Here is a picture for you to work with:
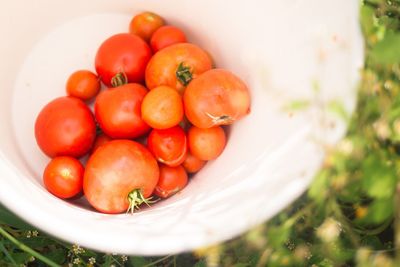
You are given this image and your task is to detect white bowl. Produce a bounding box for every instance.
[0,0,363,255]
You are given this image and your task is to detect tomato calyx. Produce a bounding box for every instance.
[126,188,155,213]
[205,112,234,125]
[176,62,193,86]
[111,72,128,87]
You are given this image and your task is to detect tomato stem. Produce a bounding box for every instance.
[111,72,128,87]
[126,189,154,214]
[176,62,193,86]
[205,112,234,125]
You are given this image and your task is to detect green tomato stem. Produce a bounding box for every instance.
[127,189,155,214]
[111,72,128,87]
[176,62,193,86]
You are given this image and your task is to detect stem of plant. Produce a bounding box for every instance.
[0,226,60,267]
[394,183,400,265]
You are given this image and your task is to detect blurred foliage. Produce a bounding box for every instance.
[1,0,400,266]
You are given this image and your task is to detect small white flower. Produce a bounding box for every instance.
[32,230,39,237]
[337,139,353,155]
[88,257,96,264]
[121,255,128,262]
[26,231,32,238]
[73,258,80,265]
[316,217,341,242]
[373,119,390,140]
[29,256,35,262]
[72,244,85,254]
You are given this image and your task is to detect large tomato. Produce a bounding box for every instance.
[95,33,152,87]
[145,43,213,94]
[35,96,96,158]
[84,140,159,214]
[95,83,150,139]
[183,69,251,128]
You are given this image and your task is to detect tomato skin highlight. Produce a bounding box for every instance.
[43,156,84,199]
[182,152,206,173]
[154,165,188,198]
[150,25,187,52]
[188,126,226,161]
[129,12,165,42]
[35,96,96,158]
[141,85,184,129]
[95,83,150,139]
[145,43,213,93]
[84,140,159,214]
[66,70,100,101]
[147,126,187,167]
[95,33,152,86]
[183,69,251,128]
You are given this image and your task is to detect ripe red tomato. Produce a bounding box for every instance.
[129,12,165,42]
[84,140,159,214]
[147,126,187,167]
[90,133,112,154]
[184,69,251,128]
[66,70,100,101]
[95,33,152,87]
[141,85,184,129]
[95,83,150,139]
[35,97,96,158]
[188,126,226,161]
[154,165,188,198]
[145,43,213,94]
[150,25,187,52]
[182,152,206,173]
[43,156,84,199]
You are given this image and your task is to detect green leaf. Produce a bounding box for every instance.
[43,249,66,265]
[367,198,394,224]
[361,155,396,199]
[193,259,207,267]
[0,242,16,265]
[0,204,33,230]
[370,30,400,64]
[9,252,31,265]
[361,235,383,250]
[129,256,148,267]
[360,4,376,36]
[308,170,330,202]
[266,225,291,247]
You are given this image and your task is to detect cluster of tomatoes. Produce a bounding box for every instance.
[34,12,251,214]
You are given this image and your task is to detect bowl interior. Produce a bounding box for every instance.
[0,0,363,255]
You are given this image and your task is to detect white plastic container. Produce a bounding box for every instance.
[0,0,363,255]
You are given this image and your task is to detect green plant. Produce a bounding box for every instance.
[1,1,400,266]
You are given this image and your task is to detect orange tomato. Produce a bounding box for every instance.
[66,70,100,101]
[154,165,188,198]
[145,43,213,94]
[129,12,164,42]
[150,25,187,52]
[141,85,184,129]
[188,126,226,161]
[182,152,206,173]
[184,69,251,129]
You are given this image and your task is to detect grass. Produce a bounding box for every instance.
[1,0,400,266]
